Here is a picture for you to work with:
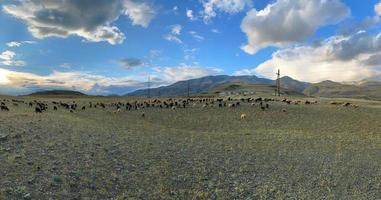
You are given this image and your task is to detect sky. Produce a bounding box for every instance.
[1,0,381,95]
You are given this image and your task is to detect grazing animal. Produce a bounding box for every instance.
[82,106,86,110]
[113,108,121,114]
[35,107,42,113]
[0,105,9,111]
[53,106,58,110]
[141,112,145,118]
[240,114,247,119]
[282,109,287,113]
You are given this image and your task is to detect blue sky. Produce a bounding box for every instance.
[1,0,381,95]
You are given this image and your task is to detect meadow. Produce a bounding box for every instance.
[1,96,381,199]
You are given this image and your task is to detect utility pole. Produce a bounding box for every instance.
[276,69,281,96]
[147,74,151,98]
[187,80,190,98]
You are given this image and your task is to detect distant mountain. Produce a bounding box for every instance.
[28,90,86,96]
[208,82,304,96]
[127,75,274,97]
[303,80,381,100]
[126,74,381,100]
[277,76,311,93]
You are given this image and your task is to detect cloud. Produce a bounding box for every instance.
[211,28,220,33]
[59,63,72,69]
[246,31,381,83]
[171,24,182,35]
[376,1,381,16]
[0,50,26,66]
[189,31,204,41]
[241,0,350,54]
[186,9,197,21]
[117,58,144,69]
[0,68,165,95]
[164,24,183,44]
[161,65,223,82]
[201,0,252,22]
[184,48,199,61]
[0,64,223,95]
[2,0,156,45]
[6,41,36,48]
[122,0,156,28]
[338,16,380,36]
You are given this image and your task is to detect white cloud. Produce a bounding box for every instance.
[59,63,72,69]
[161,65,223,82]
[189,31,204,41]
[6,41,35,48]
[247,31,381,83]
[171,24,182,35]
[375,1,381,16]
[0,50,15,60]
[164,24,183,44]
[201,0,252,22]
[184,48,199,60]
[164,35,183,44]
[2,0,156,45]
[122,0,156,28]
[211,28,220,33]
[241,0,350,54]
[186,9,197,21]
[0,50,26,66]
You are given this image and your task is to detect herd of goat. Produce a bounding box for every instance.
[0,97,357,115]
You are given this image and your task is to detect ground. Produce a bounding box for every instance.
[0,96,381,199]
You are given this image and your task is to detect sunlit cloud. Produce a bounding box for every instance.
[2,0,156,45]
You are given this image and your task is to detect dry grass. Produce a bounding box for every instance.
[0,96,381,199]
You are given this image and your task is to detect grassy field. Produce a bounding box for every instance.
[1,96,381,199]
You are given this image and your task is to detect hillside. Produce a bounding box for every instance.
[127,75,308,97]
[28,90,86,96]
[208,83,304,96]
[126,74,381,100]
[127,75,273,97]
[303,80,381,100]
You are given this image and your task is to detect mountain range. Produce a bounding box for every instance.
[127,75,381,100]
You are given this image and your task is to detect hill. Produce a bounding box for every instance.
[127,75,308,97]
[28,90,86,96]
[303,80,381,100]
[277,76,310,92]
[208,82,304,96]
[126,74,381,100]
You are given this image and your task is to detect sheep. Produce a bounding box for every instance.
[113,108,121,114]
[240,114,247,120]
[0,105,9,111]
[35,107,42,113]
